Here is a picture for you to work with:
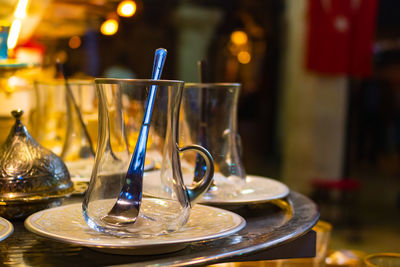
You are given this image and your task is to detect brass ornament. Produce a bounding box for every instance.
[0,110,73,219]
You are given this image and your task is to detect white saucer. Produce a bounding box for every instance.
[25,202,245,255]
[0,217,13,242]
[144,171,290,205]
[201,175,290,205]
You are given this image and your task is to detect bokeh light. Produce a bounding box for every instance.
[56,50,68,64]
[68,36,81,49]
[230,31,248,46]
[7,20,22,49]
[7,0,29,50]
[101,19,119,36]
[117,0,137,17]
[14,0,29,19]
[237,51,251,64]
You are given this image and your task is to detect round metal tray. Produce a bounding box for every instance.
[0,191,319,266]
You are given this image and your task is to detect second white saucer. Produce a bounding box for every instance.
[201,175,290,205]
[144,171,289,205]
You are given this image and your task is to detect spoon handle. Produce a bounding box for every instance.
[143,48,167,125]
[127,48,167,175]
[126,48,167,175]
[103,48,167,224]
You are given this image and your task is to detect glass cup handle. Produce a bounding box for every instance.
[178,144,214,203]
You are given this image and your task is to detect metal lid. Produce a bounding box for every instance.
[0,110,73,202]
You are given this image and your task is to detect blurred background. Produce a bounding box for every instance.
[0,0,399,261]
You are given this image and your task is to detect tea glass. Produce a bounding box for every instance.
[32,79,97,180]
[179,83,246,199]
[83,79,214,237]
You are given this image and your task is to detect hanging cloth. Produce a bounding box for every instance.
[306,0,378,77]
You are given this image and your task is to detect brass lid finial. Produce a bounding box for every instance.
[11,109,24,120]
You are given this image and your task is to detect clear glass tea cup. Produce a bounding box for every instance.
[32,79,97,182]
[83,79,214,237]
[178,83,246,199]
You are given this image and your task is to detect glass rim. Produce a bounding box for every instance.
[95,78,184,86]
[35,78,94,86]
[184,82,241,88]
[364,252,400,266]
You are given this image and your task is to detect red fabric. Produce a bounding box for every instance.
[306,0,378,77]
[16,39,46,54]
[311,179,361,191]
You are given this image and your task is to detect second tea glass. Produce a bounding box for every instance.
[179,83,246,199]
[83,79,214,237]
[32,79,97,181]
